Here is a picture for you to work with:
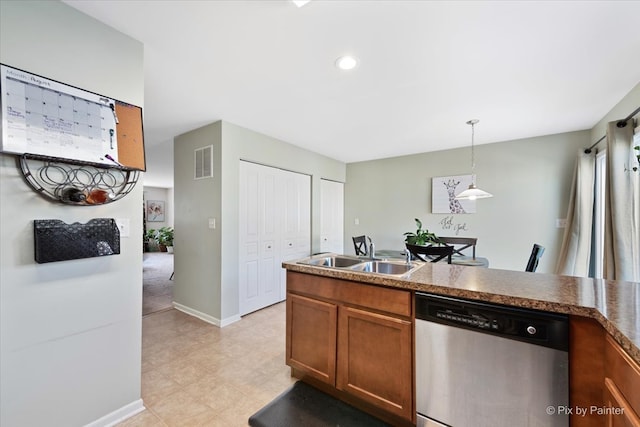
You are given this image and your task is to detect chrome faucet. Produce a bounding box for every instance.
[367,236,375,259]
[406,249,412,265]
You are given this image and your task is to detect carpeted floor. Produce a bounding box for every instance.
[142,252,174,316]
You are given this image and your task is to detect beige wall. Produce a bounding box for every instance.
[344,81,640,273]
[590,82,640,150]
[173,121,224,319]
[345,131,589,272]
[173,120,345,323]
[0,1,144,426]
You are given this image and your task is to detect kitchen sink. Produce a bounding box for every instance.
[299,255,364,268]
[298,255,421,277]
[350,261,416,275]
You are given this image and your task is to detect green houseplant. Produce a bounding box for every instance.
[145,227,174,252]
[144,228,158,251]
[157,226,174,247]
[403,218,440,246]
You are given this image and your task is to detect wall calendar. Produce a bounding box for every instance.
[0,64,121,167]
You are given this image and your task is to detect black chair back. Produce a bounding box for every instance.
[352,235,367,256]
[437,237,478,258]
[406,244,454,264]
[525,244,545,272]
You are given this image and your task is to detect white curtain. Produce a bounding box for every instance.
[603,120,640,282]
[556,150,595,276]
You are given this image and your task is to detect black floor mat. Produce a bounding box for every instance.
[248,381,391,427]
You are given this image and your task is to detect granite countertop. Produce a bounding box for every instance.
[283,257,640,365]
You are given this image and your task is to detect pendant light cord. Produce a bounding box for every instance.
[467,119,479,184]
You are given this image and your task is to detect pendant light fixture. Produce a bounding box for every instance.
[455,119,493,200]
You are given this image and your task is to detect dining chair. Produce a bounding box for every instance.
[437,237,478,258]
[525,244,545,272]
[406,244,454,264]
[352,235,368,256]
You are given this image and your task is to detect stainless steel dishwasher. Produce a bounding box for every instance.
[415,293,569,427]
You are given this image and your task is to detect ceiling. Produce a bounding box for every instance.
[63,0,640,187]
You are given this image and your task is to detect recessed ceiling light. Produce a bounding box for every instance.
[335,56,358,71]
[292,0,311,7]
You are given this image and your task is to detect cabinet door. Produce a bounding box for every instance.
[337,306,413,420]
[604,378,640,427]
[286,293,337,385]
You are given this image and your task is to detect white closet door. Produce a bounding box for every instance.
[280,172,311,299]
[239,161,311,315]
[239,161,281,315]
[320,179,344,254]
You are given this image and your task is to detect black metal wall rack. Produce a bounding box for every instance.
[19,153,140,205]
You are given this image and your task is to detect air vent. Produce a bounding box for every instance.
[194,145,213,179]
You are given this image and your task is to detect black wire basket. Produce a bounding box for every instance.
[34,218,120,263]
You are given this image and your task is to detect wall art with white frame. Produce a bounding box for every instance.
[432,174,476,214]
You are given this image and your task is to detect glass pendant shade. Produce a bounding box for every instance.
[455,183,493,200]
[455,119,493,200]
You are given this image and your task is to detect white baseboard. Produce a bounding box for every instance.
[84,399,145,427]
[173,302,240,327]
[220,313,241,327]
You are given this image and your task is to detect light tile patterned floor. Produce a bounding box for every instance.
[118,302,295,426]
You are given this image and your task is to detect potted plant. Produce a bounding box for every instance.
[403,218,440,246]
[157,226,174,253]
[144,228,158,252]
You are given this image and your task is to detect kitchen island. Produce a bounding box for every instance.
[283,255,640,427]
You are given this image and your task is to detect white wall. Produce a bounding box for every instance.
[345,131,589,273]
[0,2,144,426]
[173,120,345,324]
[144,186,174,229]
[143,186,173,251]
[142,138,174,188]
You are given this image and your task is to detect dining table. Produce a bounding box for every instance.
[375,249,489,267]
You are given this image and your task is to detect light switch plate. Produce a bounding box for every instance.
[208,218,216,229]
[115,218,130,237]
[556,218,567,228]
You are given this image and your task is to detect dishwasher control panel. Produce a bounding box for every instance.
[416,292,569,351]
[435,310,499,330]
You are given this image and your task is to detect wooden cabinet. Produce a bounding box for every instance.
[570,316,640,427]
[286,271,414,423]
[603,334,640,427]
[337,306,412,419]
[604,379,640,427]
[286,293,337,385]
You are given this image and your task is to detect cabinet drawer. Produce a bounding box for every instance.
[605,334,640,415]
[287,271,411,317]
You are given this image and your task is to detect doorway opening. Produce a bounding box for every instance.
[142,252,174,316]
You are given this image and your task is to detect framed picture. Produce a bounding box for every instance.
[432,175,476,214]
[146,200,165,222]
